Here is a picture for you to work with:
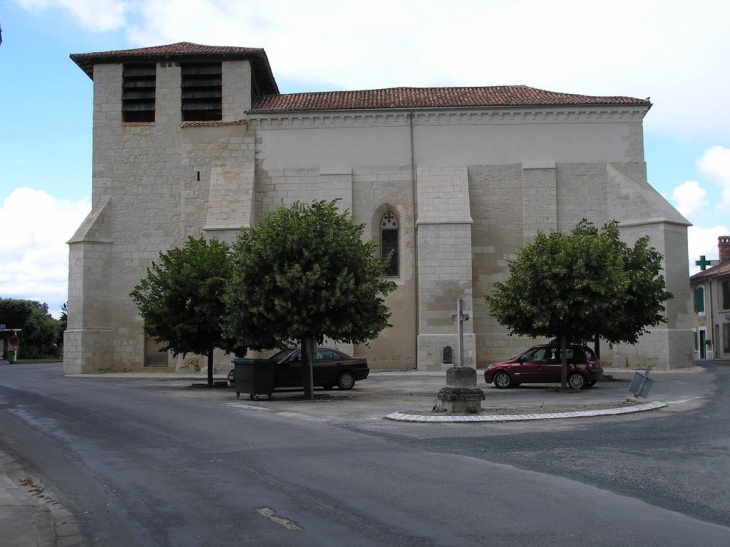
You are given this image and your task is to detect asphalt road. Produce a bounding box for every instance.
[0,362,728,546]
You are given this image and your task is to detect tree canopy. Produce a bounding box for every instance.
[222,200,396,398]
[130,236,242,385]
[483,220,672,387]
[0,298,61,359]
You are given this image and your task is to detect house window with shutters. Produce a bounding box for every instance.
[181,62,222,121]
[122,64,156,122]
[381,212,399,277]
[694,286,705,315]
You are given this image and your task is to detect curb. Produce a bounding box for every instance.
[385,401,667,423]
[0,449,86,547]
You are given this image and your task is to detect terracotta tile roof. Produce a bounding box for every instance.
[691,259,730,281]
[250,86,651,113]
[70,42,650,112]
[70,42,278,94]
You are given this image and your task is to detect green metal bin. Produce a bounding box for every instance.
[232,359,275,400]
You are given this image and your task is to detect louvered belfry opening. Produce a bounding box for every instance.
[181,62,223,121]
[122,64,156,122]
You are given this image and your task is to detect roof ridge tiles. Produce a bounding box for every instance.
[250,85,651,113]
[69,42,649,112]
[70,42,278,94]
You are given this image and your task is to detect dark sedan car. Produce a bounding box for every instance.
[484,344,603,389]
[227,347,369,391]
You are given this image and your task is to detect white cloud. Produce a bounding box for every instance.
[697,146,730,210]
[671,181,708,220]
[12,0,730,288]
[671,146,730,271]
[688,225,729,274]
[17,0,730,138]
[0,189,90,317]
[16,0,128,32]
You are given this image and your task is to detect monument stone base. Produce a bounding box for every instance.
[436,367,485,413]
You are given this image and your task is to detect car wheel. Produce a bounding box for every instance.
[337,371,356,390]
[568,372,586,389]
[493,372,511,389]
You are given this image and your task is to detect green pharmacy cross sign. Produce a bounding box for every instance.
[695,255,712,271]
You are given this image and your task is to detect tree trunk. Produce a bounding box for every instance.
[207,346,214,387]
[560,335,568,390]
[301,337,316,400]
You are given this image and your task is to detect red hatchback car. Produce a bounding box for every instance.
[484,344,603,389]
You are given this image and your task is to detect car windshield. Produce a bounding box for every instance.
[270,349,292,362]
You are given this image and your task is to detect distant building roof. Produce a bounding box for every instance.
[70,42,279,95]
[691,259,730,281]
[250,86,652,113]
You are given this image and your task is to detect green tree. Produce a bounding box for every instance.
[0,298,60,358]
[223,200,396,399]
[483,220,672,388]
[130,236,242,386]
[57,302,68,348]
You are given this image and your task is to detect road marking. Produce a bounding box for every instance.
[226,404,328,422]
[277,412,328,422]
[255,507,303,530]
[665,396,704,404]
[226,403,274,412]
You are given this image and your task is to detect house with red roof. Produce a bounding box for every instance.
[689,237,730,360]
[64,42,694,374]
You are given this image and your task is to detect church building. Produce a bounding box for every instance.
[64,42,694,374]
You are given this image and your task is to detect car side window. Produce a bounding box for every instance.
[288,351,301,363]
[315,349,335,361]
[523,348,546,361]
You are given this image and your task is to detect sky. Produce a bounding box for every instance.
[1,0,729,318]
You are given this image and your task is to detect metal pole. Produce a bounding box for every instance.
[457,299,463,367]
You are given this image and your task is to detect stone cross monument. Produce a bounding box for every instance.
[435,299,485,413]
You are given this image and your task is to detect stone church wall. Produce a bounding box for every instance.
[65,55,694,374]
[88,63,189,371]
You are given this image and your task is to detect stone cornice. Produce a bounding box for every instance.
[247,106,648,130]
[619,217,692,228]
[416,219,474,226]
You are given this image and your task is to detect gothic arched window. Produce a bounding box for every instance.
[380,212,399,277]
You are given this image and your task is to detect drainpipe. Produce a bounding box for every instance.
[410,111,419,369]
[709,277,715,359]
